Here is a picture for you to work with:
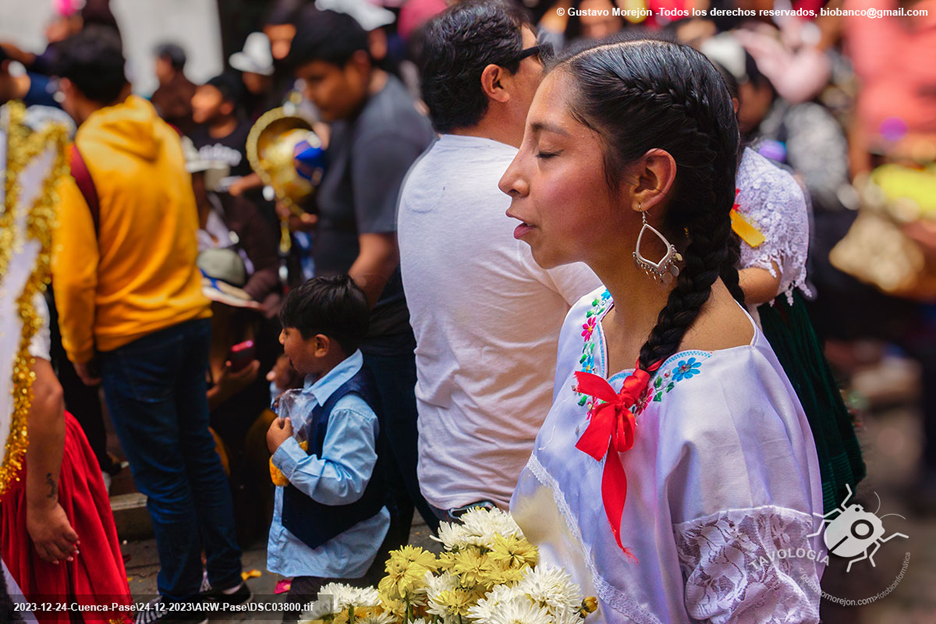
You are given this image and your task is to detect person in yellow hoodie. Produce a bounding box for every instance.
[51,27,248,623]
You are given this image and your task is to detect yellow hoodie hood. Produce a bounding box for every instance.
[77,95,162,162]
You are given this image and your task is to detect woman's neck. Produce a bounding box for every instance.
[589,253,676,372]
[596,255,754,373]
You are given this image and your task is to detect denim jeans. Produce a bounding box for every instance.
[100,319,242,599]
[361,349,439,537]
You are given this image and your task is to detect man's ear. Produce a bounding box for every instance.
[627,148,677,214]
[347,49,373,81]
[368,29,388,62]
[480,63,511,104]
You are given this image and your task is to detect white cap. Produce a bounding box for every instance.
[229,32,276,77]
[701,33,748,85]
[315,0,396,31]
[182,137,231,192]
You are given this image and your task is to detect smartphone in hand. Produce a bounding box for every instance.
[228,340,256,372]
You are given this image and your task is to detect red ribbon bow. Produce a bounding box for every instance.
[574,360,661,562]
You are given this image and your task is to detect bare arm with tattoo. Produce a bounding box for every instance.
[25,357,79,564]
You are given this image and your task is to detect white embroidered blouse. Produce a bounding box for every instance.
[736,148,812,306]
[510,288,825,624]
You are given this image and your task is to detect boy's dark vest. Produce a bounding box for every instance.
[282,366,388,550]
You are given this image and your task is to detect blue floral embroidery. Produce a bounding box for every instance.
[650,355,707,402]
[672,357,702,381]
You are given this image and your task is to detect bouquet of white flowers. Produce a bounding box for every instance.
[299,507,597,624]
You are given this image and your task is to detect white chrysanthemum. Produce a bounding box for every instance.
[459,508,523,549]
[553,604,586,624]
[433,520,471,549]
[350,585,381,607]
[317,582,358,612]
[517,565,582,615]
[424,570,458,601]
[467,584,525,623]
[488,598,552,624]
[410,619,429,624]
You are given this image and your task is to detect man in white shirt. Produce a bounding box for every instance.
[397,0,600,520]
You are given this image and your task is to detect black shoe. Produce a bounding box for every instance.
[134,597,208,624]
[198,578,252,607]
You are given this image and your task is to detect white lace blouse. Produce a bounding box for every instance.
[736,148,811,306]
[510,288,825,623]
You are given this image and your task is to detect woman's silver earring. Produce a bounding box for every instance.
[633,211,683,285]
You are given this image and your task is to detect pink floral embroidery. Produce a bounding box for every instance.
[581,316,597,341]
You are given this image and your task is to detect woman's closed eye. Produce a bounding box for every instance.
[535,150,561,160]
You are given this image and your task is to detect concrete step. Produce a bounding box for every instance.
[110,492,153,542]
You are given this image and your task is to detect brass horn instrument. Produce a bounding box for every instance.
[246,107,323,259]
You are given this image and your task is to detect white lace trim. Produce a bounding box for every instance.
[736,149,811,306]
[673,505,821,624]
[526,453,663,624]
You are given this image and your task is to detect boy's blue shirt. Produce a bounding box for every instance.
[267,349,390,578]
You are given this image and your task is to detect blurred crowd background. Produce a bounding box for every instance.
[1,0,935,620]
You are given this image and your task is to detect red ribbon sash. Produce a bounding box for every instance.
[574,360,660,562]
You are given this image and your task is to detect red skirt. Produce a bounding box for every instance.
[0,412,133,623]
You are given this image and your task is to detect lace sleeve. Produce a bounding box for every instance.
[736,149,811,305]
[673,505,821,624]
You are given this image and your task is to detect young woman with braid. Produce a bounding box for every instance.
[501,41,824,623]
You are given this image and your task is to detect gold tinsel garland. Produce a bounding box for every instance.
[0,101,69,497]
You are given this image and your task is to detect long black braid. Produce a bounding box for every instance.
[556,40,744,372]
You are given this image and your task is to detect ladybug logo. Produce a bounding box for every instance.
[808,484,908,573]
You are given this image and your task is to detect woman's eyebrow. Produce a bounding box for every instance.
[530,121,569,137]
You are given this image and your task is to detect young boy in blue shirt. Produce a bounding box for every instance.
[266,275,390,622]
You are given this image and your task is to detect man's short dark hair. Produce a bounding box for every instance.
[54,25,127,104]
[203,73,242,105]
[155,43,186,71]
[287,9,369,68]
[418,0,531,133]
[279,275,370,354]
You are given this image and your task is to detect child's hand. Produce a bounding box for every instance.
[267,417,294,454]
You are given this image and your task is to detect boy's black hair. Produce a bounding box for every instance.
[287,9,370,68]
[54,25,127,105]
[279,275,369,354]
[203,73,243,106]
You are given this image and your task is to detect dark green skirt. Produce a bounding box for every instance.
[759,291,866,514]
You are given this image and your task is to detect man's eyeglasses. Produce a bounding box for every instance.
[512,42,555,65]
